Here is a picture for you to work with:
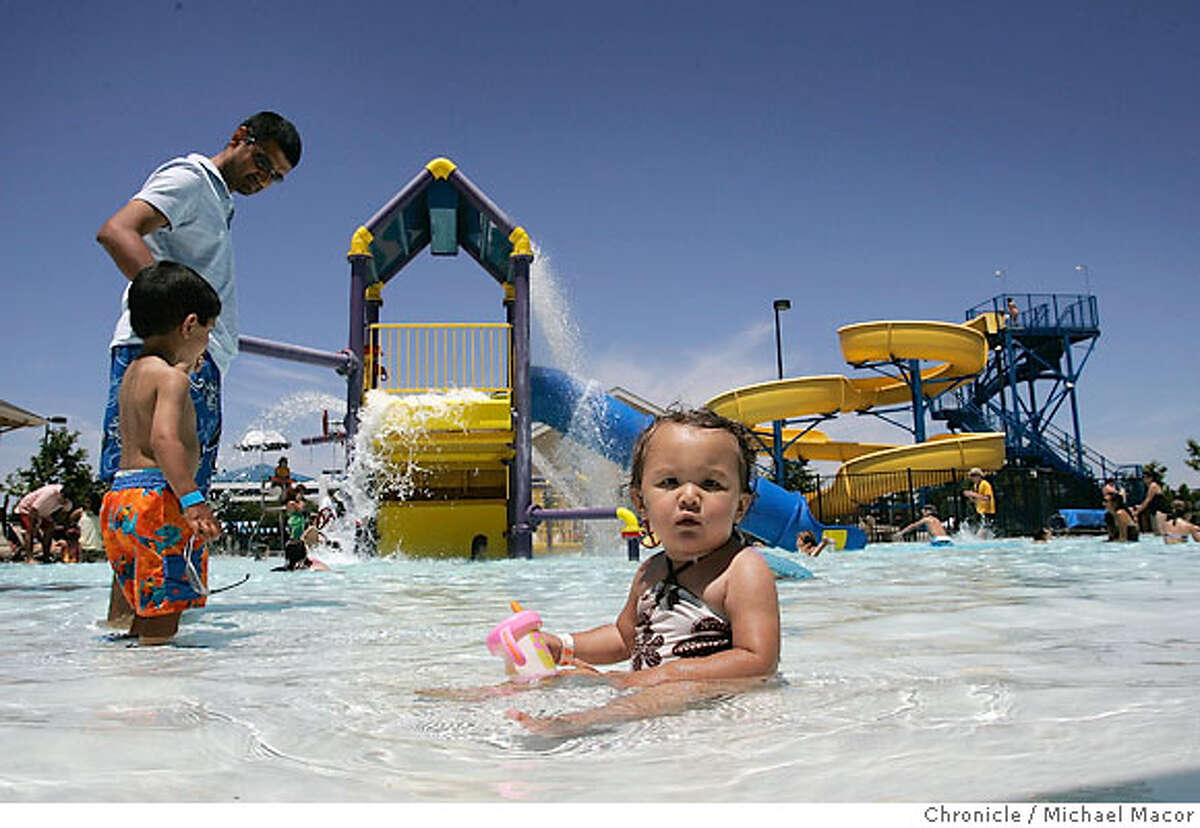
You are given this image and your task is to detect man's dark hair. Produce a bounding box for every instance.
[129,261,221,338]
[242,111,302,167]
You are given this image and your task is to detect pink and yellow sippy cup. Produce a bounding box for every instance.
[486,600,558,682]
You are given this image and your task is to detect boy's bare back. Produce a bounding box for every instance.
[118,356,200,475]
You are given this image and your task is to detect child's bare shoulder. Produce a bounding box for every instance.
[137,358,189,394]
[729,545,776,581]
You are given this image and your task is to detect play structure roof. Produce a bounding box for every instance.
[357,158,528,287]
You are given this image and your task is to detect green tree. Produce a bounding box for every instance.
[3,428,101,507]
[782,457,819,493]
[1186,439,1200,474]
[1144,459,1168,482]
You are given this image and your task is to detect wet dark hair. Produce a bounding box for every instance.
[284,540,307,565]
[797,530,817,546]
[242,111,302,167]
[128,261,221,338]
[1171,500,1189,520]
[629,406,757,495]
[1142,469,1160,482]
[1106,492,1127,509]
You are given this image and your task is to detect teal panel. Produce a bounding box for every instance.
[428,179,458,256]
[457,205,512,283]
[370,193,431,282]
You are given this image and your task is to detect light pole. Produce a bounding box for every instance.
[42,415,67,445]
[772,299,791,484]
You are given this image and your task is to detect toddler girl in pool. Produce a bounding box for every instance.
[509,407,781,734]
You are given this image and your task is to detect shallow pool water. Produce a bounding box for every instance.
[1,535,1198,802]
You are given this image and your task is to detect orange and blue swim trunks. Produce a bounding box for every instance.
[101,468,207,617]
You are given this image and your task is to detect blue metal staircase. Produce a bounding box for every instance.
[932,293,1125,481]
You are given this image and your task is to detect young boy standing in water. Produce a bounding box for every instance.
[509,408,780,734]
[101,262,223,644]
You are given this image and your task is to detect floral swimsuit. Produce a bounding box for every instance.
[631,554,733,671]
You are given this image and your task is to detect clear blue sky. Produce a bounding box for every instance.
[2,0,1198,488]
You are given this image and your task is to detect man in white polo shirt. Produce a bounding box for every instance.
[96,112,301,494]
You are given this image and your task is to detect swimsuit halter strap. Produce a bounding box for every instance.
[665,556,695,585]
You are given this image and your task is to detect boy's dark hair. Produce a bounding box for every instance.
[242,111,302,167]
[129,261,221,338]
[629,406,757,495]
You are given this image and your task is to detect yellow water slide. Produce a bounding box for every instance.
[706,315,1006,519]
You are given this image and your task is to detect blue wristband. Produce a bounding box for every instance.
[179,490,205,509]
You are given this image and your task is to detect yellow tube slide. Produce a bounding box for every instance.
[705,315,1005,520]
[708,318,989,424]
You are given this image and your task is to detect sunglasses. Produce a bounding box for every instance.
[245,134,284,184]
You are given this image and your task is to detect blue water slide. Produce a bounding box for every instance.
[530,366,865,551]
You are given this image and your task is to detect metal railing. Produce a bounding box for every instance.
[966,293,1099,333]
[368,323,511,393]
[787,465,1103,538]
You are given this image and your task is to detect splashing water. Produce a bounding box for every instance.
[316,388,493,558]
[249,391,346,434]
[531,245,586,376]
[530,245,627,517]
[230,390,348,469]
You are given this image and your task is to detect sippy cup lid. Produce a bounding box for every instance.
[486,609,543,655]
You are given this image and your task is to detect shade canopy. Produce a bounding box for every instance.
[0,400,47,434]
[234,429,290,452]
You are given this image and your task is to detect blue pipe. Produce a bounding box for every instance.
[529,365,864,551]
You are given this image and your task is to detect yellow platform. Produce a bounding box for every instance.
[377,499,509,558]
[370,390,513,469]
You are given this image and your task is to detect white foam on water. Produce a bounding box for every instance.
[315,388,492,558]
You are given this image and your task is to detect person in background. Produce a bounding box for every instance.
[963,467,995,536]
[796,530,833,557]
[274,514,330,572]
[1160,501,1200,544]
[1131,469,1167,535]
[895,505,952,545]
[1104,492,1139,543]
[270,456,293,501]
[15,483,73,562]
[75,493,105,563]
